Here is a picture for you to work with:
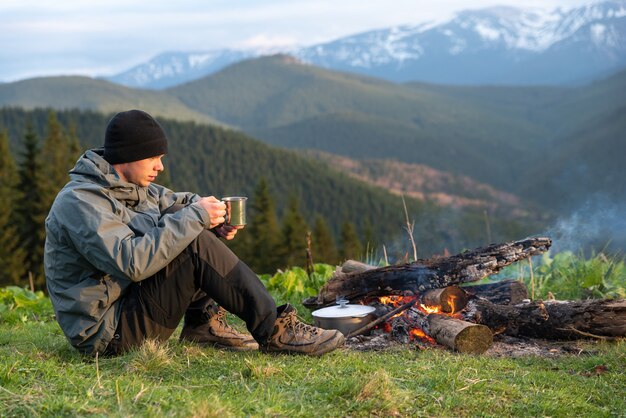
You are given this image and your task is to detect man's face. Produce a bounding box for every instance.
[114,155,165,187]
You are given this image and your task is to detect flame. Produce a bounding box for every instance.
[419,303,441,314]
[409,328,427,339]
[448,294,457,314]
[378,295,398,306]
[409,328,436,344]
[377,295,413,307]
[374,293,458,345]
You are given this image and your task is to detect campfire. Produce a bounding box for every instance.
[304,237,626,354]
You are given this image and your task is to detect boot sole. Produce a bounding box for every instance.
[261,332,345,356]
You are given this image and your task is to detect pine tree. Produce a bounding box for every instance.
[16,123,48,286]
[66,120,82,166]
[280,196,309,268]
[340,220,362,261]
[245,178,283,274]
[312,215,338,265]
[0,130,27,285]
[41,111,72,211]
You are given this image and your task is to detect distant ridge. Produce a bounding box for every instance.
[0,76,223,126]
[107,1,626,88]
[1,56,624,214]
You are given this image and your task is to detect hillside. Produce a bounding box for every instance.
[0,108,538,257]
[170,55,624,209]
[522,105,626,210]
[302,150,529,214]
[169,55,547,188]
[1,57,624,218]
[0,76,221,126]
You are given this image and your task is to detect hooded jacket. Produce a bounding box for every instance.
[44,149,210,354]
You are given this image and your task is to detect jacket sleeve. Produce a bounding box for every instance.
[152,184,202,213]
[58,187,210,282]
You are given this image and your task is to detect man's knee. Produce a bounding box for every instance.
[191,229,240,277]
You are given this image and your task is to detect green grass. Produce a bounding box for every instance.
[1,254,625,417]
[490,251,626,301]
[1,312,625,416]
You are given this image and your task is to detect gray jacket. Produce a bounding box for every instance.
[44,149,210,354]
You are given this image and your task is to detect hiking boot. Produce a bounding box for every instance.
[180,306,259,351]
[261,304,345,356]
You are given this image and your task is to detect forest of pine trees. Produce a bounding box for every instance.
[0,112,81,288]
[0,111,363,289]
[0,107,539,289]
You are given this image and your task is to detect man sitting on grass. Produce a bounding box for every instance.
[44,109,344,356]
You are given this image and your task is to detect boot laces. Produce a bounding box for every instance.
[285,310,320,339]
[213,308,237,332]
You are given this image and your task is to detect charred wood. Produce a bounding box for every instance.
[312,237,551,306]
[347,300,416,338]
[420,286,469,313]
[462,298,548,336]
[462,279,528,305]
[464,298,626,339]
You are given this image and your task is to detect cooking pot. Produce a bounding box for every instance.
[312,299,376,336]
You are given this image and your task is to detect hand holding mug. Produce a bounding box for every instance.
[197,196,226,229]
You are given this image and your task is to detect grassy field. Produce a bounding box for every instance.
[1,316,624,417]
[1,254,625,417]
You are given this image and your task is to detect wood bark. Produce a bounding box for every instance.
[462,279,528,305]
[463,297,626,339]
[423,314,493,354]
[462,298,548,336]
[311,237,551,306]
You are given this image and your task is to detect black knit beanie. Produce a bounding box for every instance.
[103,110,168,164]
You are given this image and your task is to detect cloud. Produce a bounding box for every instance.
[0,0,603,81]
[237,34,300,50]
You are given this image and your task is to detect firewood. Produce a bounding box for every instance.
[314,237,551,306]
[463,297,626,339]
[347,300,416,338]
[462,279,528,305]
[462,298,548,335]
[423,314,493,354]
[420,286,469,313]
[404,307,492,353]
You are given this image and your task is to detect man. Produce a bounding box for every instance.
[44,109,344,356]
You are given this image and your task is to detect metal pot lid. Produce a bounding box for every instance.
[312,303,375,318]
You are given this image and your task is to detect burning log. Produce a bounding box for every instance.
[347,300,416,338]
[310,237,551,307]
[464,298,626,339]
[420,286,468,313]
[462,279,528,305]
[404,307,492,354]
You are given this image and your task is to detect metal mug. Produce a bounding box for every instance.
[222,197,247,226]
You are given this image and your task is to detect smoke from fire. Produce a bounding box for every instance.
[546,194,626,255]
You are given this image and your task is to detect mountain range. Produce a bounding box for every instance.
[2,53,625,215]
[107,0,626,89]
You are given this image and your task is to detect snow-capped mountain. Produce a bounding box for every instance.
[107,1,626,88]
[106,50,254,89]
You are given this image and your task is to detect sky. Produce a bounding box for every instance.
[0,0,598,82]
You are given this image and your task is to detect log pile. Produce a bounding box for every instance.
[304,237,626,354]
